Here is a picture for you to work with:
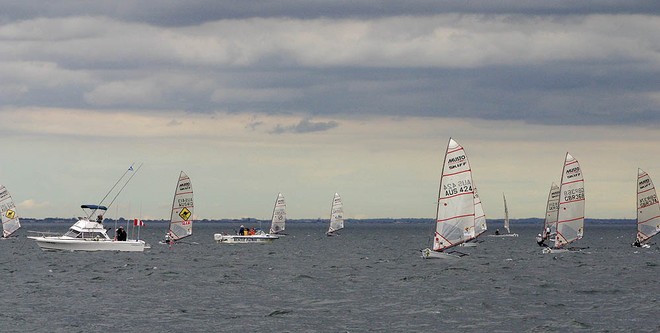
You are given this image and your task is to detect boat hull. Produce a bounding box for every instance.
[213,234,278,244]
[421,248,462,259]
[542,247,570,254]
[28,236,147,252]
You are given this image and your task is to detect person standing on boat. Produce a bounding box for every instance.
[239,225,245,236]
[96,215,103,224]
[116,226,127,241]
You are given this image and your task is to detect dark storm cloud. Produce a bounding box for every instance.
[1,1,659,26]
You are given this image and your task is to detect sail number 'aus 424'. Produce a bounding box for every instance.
[443,180,472,196]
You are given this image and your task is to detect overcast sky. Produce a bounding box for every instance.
[1,1,659,221]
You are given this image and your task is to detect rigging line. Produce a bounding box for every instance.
[89,162,136,218]
[106,163,143,212]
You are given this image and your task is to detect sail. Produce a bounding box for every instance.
[473,187,487,237]
[434,138,476,251]
[554,153,585,248]
[327,193,344,233]
[636,169,660,244]
[503,193,510,233]
[269,193,286,234]
[543,183,560,238]
[0,185,20,237]
[169,171,194,240]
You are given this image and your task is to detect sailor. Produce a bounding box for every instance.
[96,215,103,224]
[116,226,127,241]
[632,238,642,247]
[536,233,546,247]
[545,227,551,238]
[239,225,245,235]
[495,229,500,235]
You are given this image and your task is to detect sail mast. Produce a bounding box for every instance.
[503,193,510,233]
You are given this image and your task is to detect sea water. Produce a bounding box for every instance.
[1,221,658,332]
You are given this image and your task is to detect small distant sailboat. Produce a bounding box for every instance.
[422,138,479,259]
[536,183,560,246]
[269,193,286,235]
[326,193,344,236]
[0,185,20,238]
[542,153,585,254]
[164,171,194,244]
[633,169,660,248]
[489,193,518,237]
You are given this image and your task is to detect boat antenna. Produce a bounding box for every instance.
[87,163,136,218]
[105,163,143,212]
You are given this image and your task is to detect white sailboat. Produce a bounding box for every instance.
[269,193,286,235]
[536,183,560,246]
[0,185,20,238]
[422,138,478,259]
[326,193,344,236]
[459,187,487,246]
[29,164,148,252]
[633,169,660,248]
[542,153,585,254]
[164,171,194,244]
[489,193,518,237]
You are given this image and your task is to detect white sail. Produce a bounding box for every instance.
[473,187,487,237]
[543,183,560,239]
[269,193,286,234]
[327,193,344,234]
[554,153,585,248]
[636,169,660,244]
[433,138,476,251]
[169,171,194,240]
[503,193,510,233]
[0,185,20,237]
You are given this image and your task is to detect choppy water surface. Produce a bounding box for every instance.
[1,221,658,332]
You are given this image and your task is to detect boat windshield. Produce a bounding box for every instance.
[64,229,82,238]
[63,230,108,239]
[81,232,108,239]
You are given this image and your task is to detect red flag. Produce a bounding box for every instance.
[133,218,144,226]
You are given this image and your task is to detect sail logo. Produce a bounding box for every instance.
[566,167,581,179]
[639,178,651,190]
[447,155,467,170]
[639,194,658,208]
[179,207,192,221]
[179,182,191,191]
[5,209,15,219]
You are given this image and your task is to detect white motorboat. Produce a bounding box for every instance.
[29,205,148,252]
[214,229,279,244]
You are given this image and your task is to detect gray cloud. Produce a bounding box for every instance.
[270,118,339,134]
[2,1,659,26]
[0,5,658,127]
